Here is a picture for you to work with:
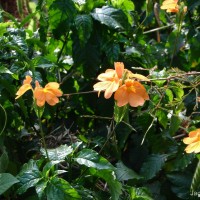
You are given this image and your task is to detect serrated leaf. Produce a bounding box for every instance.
[17,160,42,194]
[140,154,167,180]
[155,109,168,129]
[115,161,142,181]
[74,149,115,170]
[41,145,73,161]
[75,14,93,46]
[0,173,19,195]
[46,177,81,200]
[91,6,129,30]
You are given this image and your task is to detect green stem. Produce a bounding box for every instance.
[0,104,7,135]
[37,109,49,160]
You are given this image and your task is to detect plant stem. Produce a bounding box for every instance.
[37,109,49,160]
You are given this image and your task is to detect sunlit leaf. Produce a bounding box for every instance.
[46,177,81,199]
[75,149,115,170]
[91,6,129,30]
[17,160,42,194]
[155,109,168,129]
[41,145,73,161]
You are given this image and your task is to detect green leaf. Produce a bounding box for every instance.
[0,173,19,195]
[140,154,167,180]
[128,187,153,200]
[167,172,192,199]
[169,115,181,136]
[0,147,9,173]
[111,0,135,24]
[75,14,93,46]
[111,0,135,11]
[165,152,195,172]
[0,22,13,36]
[74,149,115,170]
[0,66,13,75]
[102,41,120,64]
[165,88,173,102]
[191,160,200,193]
[91,6,129,30]
[155,109,168,129]
[72,34,100,77]
[41,145,73,161]
[20,12,38,28]
[35,180,48,200]
[46,177,81,200]
[90,169,122,200]
[172,87,184,100]
[17,160,42,194]
[114,104,128,123]
[48,0,76,38]
[115,161,142,181]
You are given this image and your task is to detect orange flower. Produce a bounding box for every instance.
[15,76,33,99]
[93,62,124,99]
[34,81,63,107]
[161,0,179,13]
[183,129,200,153]
[114,79,149,107]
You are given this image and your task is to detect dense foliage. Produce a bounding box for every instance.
[0,0,200,199]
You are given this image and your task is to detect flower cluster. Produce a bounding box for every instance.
[93,62,149,107]
[183,129,200,154]
[16,76,62,107]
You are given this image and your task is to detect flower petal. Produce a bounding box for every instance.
[93,81,112,91]
[23,76,32,84]
[46,92,59,106]
[15,84,32,99]
[104,80,119,99]
[114,62,124,78]
[114,86,129,107]
[183,136,198,145]
[97,70,116,81]
[132,81,149,100]
[45,82,60,89]
[185,142,200,154]
[128,93,145,107]
[129,73,150,82]
[34,88,45,101]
